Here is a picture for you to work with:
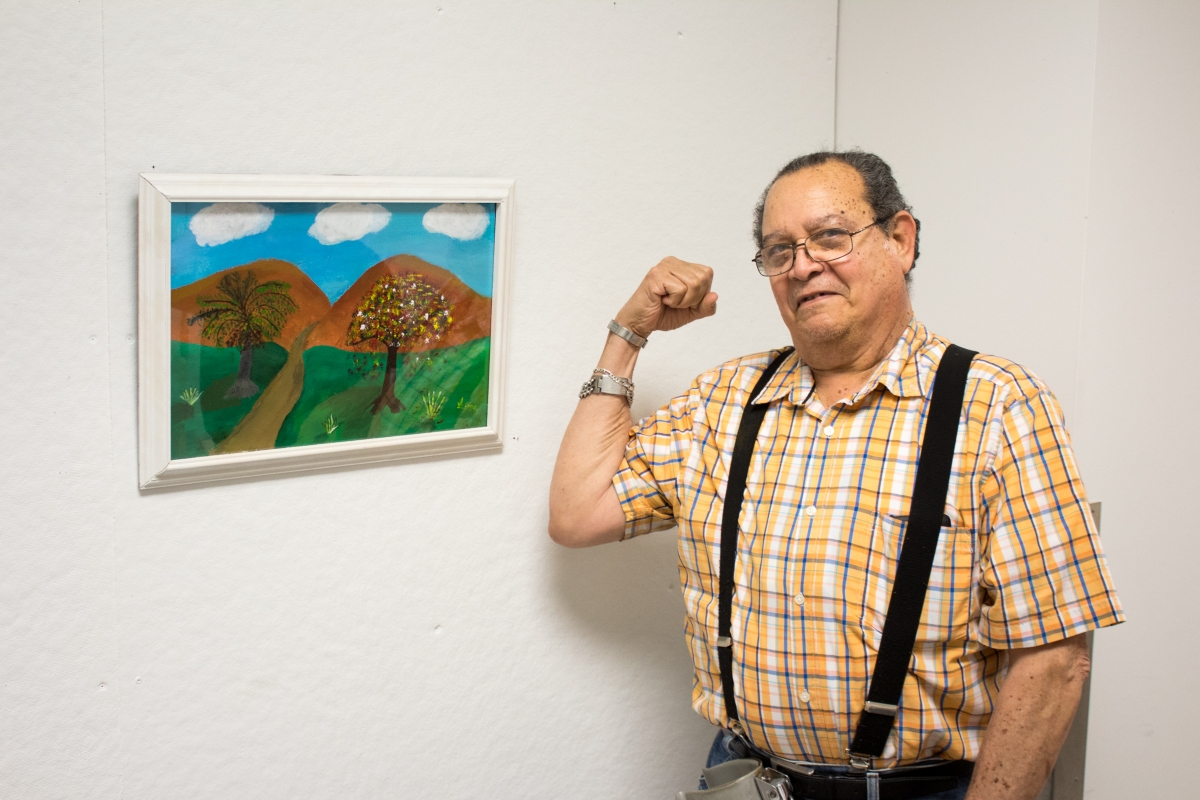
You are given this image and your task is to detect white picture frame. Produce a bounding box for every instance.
[138,173,513,490]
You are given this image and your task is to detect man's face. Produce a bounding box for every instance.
[761,162,913,353]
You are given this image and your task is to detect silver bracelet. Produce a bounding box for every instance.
[592,368,634,391]
[580,369,635,404]
[608,319,649,348]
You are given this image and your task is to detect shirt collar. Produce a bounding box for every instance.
[752,319,933,407]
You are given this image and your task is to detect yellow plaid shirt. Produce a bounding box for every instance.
[614,320,1123,766]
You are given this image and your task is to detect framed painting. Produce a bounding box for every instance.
[137,174,513,490]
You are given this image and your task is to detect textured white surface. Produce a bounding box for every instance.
[5,1,1194,798]
[1071,2,1200,796]
[2,1,836,798]
[0,2,121,798]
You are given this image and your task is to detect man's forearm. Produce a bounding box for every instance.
[547,331,641,547]
[966,635,1090,800]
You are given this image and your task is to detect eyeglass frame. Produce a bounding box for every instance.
[752,213,897,277]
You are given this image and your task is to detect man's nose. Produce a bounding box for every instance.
[788,246,825,280]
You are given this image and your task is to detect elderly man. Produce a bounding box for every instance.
[548,151,1122,800]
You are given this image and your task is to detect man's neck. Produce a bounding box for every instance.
[801,315,912,408]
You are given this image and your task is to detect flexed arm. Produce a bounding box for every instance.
[548,257,718,548]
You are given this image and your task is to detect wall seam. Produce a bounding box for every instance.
[97,1,126,798]
[1070,0,1102,429]
[833,0,841,148]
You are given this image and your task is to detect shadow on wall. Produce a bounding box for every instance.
[548,528,690,651]
[545,527,715,784]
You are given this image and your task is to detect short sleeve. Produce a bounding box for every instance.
[613,388,698,539]
[976,387,1125,649]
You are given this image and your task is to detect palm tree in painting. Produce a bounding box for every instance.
[346,272,453,414]
[188,270,298,399]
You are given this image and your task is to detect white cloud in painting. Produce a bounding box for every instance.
[308,202,392,245]
[190,202,274,247]
[422,203,489,241]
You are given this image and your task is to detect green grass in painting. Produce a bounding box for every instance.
[275,338,490,448]
[170,341,288,459]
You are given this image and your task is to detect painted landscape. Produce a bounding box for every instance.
[170,201,495,459]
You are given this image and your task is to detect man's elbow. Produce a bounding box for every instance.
[1064,640,1091,686]
[547,503,621,548]
[1051,633,1092,688]
[547,514,577,547]
[1014,633,1092,691]
[548,501,588,548]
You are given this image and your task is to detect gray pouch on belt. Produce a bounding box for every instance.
[676,758,792,800]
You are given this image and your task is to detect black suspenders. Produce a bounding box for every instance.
[716,344,978,765]
[717,347,794,724]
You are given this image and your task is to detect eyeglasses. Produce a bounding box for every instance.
[753,217,889,277]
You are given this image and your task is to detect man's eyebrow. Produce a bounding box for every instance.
[808,213,851,228]
[762,214,853,243]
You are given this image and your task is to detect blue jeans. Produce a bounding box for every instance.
[700,731,969,800]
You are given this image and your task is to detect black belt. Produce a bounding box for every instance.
[728,737,971,800]
[767,757,971,799]
[778,762,971,800]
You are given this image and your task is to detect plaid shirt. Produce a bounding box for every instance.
[614,320,1123,766]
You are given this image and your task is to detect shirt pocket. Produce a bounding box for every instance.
[860,514,975,646]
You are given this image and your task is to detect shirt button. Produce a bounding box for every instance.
[793,593,805,607]
[799,691,811,704]
[823,425,835,437]
[806,505,816,516]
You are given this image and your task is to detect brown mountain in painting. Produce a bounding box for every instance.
[171,259,331,348]
[306,254,492,353]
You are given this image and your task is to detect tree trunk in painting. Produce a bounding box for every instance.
[224,345,260,399]
[369,344,405,414]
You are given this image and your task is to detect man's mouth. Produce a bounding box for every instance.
[796,291,839,308]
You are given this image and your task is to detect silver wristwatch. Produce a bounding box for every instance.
[608,319,648,348]
[579,368,634,404]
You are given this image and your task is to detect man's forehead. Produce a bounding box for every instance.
[764,163,871,223]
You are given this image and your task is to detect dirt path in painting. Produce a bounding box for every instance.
[213,323,318,455]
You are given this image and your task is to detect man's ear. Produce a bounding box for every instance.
[889,211,918,272]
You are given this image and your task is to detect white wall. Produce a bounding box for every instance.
[4,2,1196,798]
[1072,2,1200,796]
[0,3,122,797]
[1,2,837,798]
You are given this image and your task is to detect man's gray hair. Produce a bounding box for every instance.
[753,150,920,272]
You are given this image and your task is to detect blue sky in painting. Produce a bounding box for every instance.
[170,202,496,301]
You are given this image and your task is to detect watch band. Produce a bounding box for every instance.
[608,319,649,348]
[579,373,634,404]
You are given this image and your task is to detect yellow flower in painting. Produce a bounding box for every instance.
[344,272,454,352]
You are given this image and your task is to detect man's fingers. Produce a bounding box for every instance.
[681,291,718,323]
[676,274,712,309]
[657,264,713,309]
[653,274,690,308]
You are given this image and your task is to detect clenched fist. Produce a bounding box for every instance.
[615,257,719,339]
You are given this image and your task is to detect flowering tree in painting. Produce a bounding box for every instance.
[188,270,298,399]
[346,272,453,414]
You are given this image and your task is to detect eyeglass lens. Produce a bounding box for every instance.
[757,230,854,275]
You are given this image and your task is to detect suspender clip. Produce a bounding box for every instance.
[863,701,899,717]
[847,752,874,771]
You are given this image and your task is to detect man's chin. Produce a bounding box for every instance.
[792,314,851,346]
